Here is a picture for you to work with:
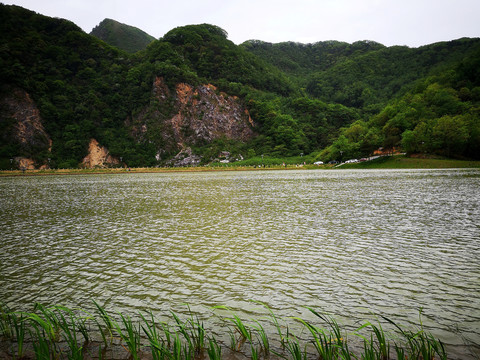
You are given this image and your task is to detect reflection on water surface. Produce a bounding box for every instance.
[1,169,479,357]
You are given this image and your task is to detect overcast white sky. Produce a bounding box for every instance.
[3,0,480,47]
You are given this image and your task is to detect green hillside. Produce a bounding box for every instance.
[244,38,480,112]
[241,39,385,81]
[317,49,480,162]
[90,18,155,53]
[1,4,479,170]
[243,37,480,160]
[0,5,151,168]
[147,24,295,96]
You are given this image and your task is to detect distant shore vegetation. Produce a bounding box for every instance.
[1,155,479,177]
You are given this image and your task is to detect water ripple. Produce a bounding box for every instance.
[1,169,479,357]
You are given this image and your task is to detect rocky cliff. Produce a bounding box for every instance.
[82,139,120,168]
[0,88,51,168]
[1,79,256,169]
[128,77,255,163]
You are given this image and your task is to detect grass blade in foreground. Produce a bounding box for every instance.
[0,300,457,360]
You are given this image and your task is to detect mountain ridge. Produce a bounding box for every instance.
[1,4,479,169]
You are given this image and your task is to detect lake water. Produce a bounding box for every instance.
[1,169,479,357]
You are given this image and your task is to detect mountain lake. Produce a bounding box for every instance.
[0,169,479,358]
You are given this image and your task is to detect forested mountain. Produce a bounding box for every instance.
[90,18,155,53]
[244,38,480,112]
[241,39,385,81]
[318,49,480,162]
[0,4,479,170]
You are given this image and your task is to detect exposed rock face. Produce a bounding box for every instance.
[170,82,254,143]
[0,88,52,163]
[82,138,120,168]
[153,76,170,100]
[168,147,201,167]
[129,77,255,158]
[15,157,36,170]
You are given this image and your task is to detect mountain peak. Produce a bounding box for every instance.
[90,18,155,53]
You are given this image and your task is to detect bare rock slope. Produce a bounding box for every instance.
[129,77,255,163]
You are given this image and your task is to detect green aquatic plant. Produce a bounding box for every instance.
[184,305,206,355]
[92,300,115,350]
[294,307,349,360]
[252,300,288,348]
[212,305,264,359]
[112,313,141,360]
[54,306,86,360]
[4,310,27,359]
[361,334,380,360]
[0,302,13,339]
[227,326,237,350]
[340,339,355,360]
[284,335,308,360]
[171,330,193,360]
[206,336,222,360]
[140,311,169,360]
[212,305,251,351]
[393,341,406,360]
[170,308,206,355]
[0,300,455,360]
[382,312,447,360]
[252,319,270,356]
[370,322,390,359]
[160,321,173,348]
[29,303,61,343]
[26,303,66,358]
[31,324,51,360]
[230,313,252,344]
[356,319,390,359]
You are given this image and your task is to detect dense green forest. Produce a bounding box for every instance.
[90,18,156,53]
[316,46,480,162]
[0,4,479,169]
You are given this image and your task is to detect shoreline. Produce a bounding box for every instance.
[1,156,479,177]
[0,165,306,177]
